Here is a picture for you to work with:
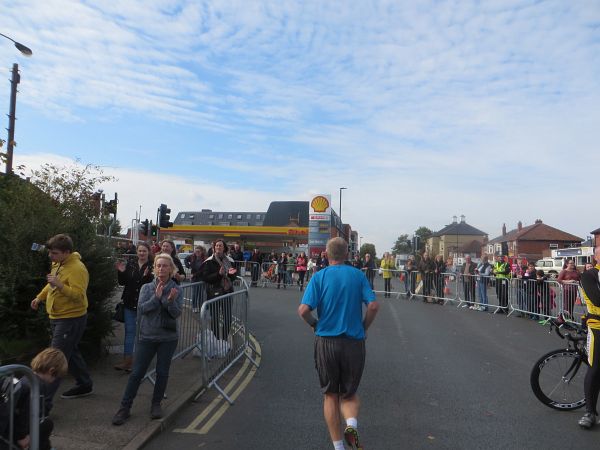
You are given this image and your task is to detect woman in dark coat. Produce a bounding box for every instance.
[160,240,186,284]
[114,242,154,371]
[198,239,238,339]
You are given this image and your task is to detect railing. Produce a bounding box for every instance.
[198,278,259,404]
[378,270,588,324]
[0,365,40,450]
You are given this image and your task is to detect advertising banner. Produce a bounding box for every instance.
[308,194,331,258]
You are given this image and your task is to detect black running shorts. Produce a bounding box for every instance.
[314,335,366,398]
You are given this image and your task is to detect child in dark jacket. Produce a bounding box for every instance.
[1,348,68,450]
[536,270,552,318]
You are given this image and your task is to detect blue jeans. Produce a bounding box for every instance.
[120,339,178,408]
[477,280,488,307]
[124,307,137,356]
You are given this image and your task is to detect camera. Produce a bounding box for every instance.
[31,243,46,252]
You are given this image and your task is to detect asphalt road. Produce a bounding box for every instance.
[144,283,599,449]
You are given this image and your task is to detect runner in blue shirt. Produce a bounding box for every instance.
[298,237,379,450]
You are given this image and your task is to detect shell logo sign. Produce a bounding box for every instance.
[311,195,330,213]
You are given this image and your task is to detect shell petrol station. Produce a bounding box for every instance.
[157,196,357,258]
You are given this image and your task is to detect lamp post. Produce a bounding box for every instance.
[1,33,32,174]
[339,187,347,240]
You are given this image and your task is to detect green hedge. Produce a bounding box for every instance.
[0,172,117,364]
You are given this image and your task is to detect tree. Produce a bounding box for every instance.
[392,234,410,255]
[360,243,377,259]
[0,163,119,363]
[415,226,433,253]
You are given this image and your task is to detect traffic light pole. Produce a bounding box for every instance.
[156,207,160,241]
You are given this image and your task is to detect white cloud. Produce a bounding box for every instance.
[2,1,599,254]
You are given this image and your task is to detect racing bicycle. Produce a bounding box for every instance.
[530,315,588,410]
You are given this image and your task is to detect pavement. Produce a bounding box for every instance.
[48,327,203,450]
[48,288,217,450]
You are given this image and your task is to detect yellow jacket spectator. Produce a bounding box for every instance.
[381,252,395,298]
[380,257,395,279]
[36,251,89,319]
[31,234,93,406]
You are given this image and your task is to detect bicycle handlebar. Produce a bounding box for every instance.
[548,317,586,342]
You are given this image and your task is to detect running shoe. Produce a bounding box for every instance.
[344,425,363,450]
[578,412,599,429]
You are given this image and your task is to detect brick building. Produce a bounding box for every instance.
[483,220,583,261]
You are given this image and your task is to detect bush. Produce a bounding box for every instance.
[0,164,118,364]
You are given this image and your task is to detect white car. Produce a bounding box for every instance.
[535,258,564,279]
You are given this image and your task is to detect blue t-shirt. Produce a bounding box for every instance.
[301,264,376,339]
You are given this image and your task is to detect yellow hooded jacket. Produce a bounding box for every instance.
[37,252,89,319]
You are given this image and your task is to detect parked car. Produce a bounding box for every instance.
[535,258,565,279]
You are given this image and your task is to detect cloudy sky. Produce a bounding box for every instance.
[1,0,599,254]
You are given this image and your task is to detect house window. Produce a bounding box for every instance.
[256,214,261,220]
[179,213,185,219]
[236,214,242,220]
[208,214,214,219]
[549,243,559,249]
[217,213,223,219]
[189,214,194,220]
[227,214,233,219]
[246,214,252,220]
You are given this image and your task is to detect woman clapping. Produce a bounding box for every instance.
[112,253,183,425]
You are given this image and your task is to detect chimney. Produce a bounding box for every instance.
[535,219,542,224]
[452,215,457,224]
[502,223,507,236]
[460,215,465,223]
[517,221,522,231]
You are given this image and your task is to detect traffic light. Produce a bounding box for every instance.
[140,219,149,236]
[412,235,420,252]
[159,204,173,228]
[151,224,158,237]
[104,199,117,215]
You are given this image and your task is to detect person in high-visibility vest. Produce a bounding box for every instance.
[492,255,511,312]
[578,247,600,429]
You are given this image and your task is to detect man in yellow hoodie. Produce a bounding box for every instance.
[31,234,93,408]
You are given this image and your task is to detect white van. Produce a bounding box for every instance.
[535,258,564,279]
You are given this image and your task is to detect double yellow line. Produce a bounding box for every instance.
[174,335,262,435]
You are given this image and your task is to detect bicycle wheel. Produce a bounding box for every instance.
[530,348,587,411]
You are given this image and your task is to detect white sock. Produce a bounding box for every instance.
[333,440,345,450]
[346,417,358,429]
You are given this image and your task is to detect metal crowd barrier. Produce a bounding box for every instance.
[255,261,308,289]
[197,278,259,404]
[404,271,458,304]
[507,278,561,320]
[0,365,40,450]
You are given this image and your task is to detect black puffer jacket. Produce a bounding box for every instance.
[118,260,154,310]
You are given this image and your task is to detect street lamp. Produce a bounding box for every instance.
[1,32,32,174]
[338,187,347,222]
[0,33,33,56]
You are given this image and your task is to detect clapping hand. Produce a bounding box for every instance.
[155,281,165,298]
[167,287,178,302]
